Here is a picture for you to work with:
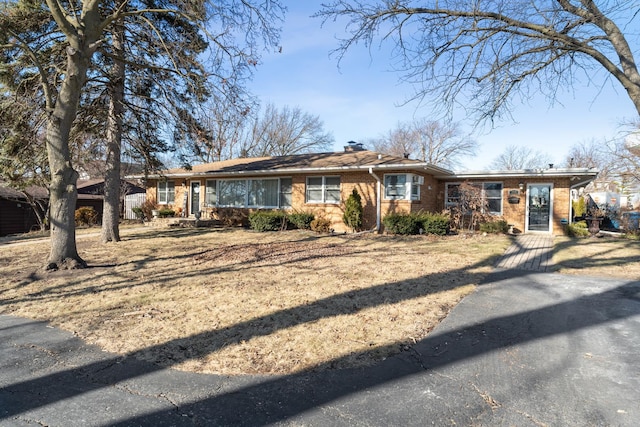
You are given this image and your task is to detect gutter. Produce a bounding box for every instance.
[368,167,382,232]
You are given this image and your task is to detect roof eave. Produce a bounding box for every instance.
[127,162,454,179]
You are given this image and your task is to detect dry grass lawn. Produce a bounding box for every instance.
[0,227,509,375]
[553,235,640,279]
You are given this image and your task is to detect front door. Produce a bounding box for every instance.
[190,181,201,216]
[527,184,552,232]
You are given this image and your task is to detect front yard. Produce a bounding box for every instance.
[2,228,638,376]
[0,228,508,375]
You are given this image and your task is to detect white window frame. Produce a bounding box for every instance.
[384,174,421,201]
[305,176,341,204]
[157,180,175,204]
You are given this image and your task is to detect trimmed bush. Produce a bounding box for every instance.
[249,210,288,232]
[382,213,421,235]
[158,208,175,218]
[567,220,590,237]
[288,212,315,230]
[131,206,145,220]
[75,206,98,226]
[479,220,509,234]
[383,212,450,235]
[418,212,450,235]
[310,217,332,233]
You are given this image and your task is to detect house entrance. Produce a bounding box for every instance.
[526,184,552,232]
[190,181,201,216]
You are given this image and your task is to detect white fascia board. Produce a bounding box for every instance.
[435,168,599,180]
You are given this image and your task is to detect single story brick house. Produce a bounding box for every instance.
[133,145,598,235]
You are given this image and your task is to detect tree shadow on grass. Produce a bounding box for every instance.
[1,270,639,425]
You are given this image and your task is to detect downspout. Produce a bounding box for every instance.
[369,167,382,232]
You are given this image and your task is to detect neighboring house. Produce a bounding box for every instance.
[76,179,146,221]
[0,184,48,236]
[130,144,598,235]
[0,179,146,236]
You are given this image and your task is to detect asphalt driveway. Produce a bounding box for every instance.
[1,269,639,426]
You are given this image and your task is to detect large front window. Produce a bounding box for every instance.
[384,174,421,201]
[209,178,290,208]
[306,176,341,204]
[445,182,503,215]
[157,181,175,204]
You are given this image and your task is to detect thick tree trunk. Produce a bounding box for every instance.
[45,46,90,270]
[101,21,125,243]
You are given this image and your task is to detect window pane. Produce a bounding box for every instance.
[205,180,216,206]
[487,199,502,213]
[167,182,175,203]
[248,179,279,207]
[306,177,323,202]
[324,177,341,203]
[280,178,292,208]
[385,174,406,199]
[484,183,502,198]
[218,180,246,207]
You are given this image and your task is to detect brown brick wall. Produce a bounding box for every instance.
[437,177,574,235]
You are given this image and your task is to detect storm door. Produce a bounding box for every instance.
[190,181,201,216]
[526,184,552,232]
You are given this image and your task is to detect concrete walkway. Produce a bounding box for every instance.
[494,234,555,271]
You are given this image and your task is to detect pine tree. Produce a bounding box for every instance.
[343,189,363,232]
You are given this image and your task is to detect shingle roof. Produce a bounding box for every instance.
[137,151,453,178]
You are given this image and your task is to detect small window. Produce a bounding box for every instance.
[157,181,175,204]
[306,176,341,204]
[384,174,421,201]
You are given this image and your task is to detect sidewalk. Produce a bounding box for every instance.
[494,234,554,271]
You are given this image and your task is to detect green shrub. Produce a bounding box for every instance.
[382,213,421,235]
[417,212,450,235]
[383,212,450,235]
[75,206,98,226]
[287,212,315,230]
[479,220,509,234]
[572,197,586,218]
[567,221,590,237]
[310,217,332,233]
[158,208,175,218]
[131,207,145,219]
[343,189,363,232]
[249,210,287,232]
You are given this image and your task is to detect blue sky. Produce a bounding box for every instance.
[247,2,638,171]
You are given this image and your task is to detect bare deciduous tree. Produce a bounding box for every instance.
[239,103,334,157]
[372,119,477,168]
[489,145,553,170]
[318,1,640,120]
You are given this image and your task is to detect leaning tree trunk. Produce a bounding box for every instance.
[45,46,91,270]
[101,20,125,243]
